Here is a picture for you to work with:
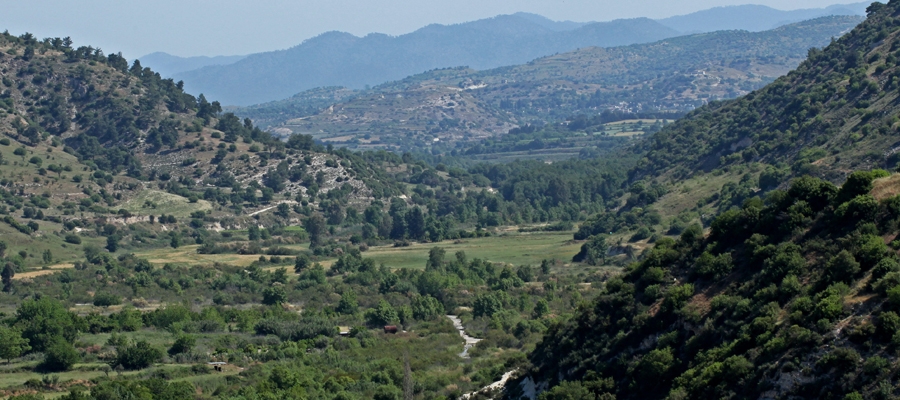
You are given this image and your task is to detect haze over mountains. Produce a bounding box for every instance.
[657,2,870,32]
[236,15,863,156]
[172,16,680,106]
[137,52,246,79]
[140,2,872,106]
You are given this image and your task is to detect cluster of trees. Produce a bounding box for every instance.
[0,228,600,398]
[525,169,900,399]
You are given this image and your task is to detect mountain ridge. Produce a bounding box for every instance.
[173,16,680,106]
[658,2,871,33]
[236,16,864,156]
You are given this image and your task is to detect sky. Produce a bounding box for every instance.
[0,0,865,59]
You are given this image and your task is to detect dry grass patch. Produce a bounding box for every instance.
[871,173,900,200]
[13,263,74,280]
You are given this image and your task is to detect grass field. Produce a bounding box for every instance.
[355,231,583,269]
[129,231,583,271]
[120,190,212,219]
[133,245,264,267]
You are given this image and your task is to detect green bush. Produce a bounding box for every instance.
[92,292,121,307]
[39,337,80,372]
[167,335,195,356]
[112,340,163,370]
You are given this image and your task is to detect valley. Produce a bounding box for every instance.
[3,1,900,400]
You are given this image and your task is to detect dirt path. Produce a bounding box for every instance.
[462,369,518,399]
[446,315,481,358]
[247,200,296,216]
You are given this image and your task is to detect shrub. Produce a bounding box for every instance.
[92,292,121,307]
[825,250,861,283]
[168,335,196,356]
[39,337,80,372]
[112,340,163,370]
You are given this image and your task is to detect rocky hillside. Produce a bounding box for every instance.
[0,32,418,269]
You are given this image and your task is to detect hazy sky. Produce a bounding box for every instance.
[0,0,863,59]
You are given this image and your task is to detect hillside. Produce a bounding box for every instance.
[0,31,423,270]
[244,16,863,154]
[0,29,650,400]
[174,16,681,106]
[622,1,900,203]
[516,2,900,399]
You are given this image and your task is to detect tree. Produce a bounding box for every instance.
[2,263,14,292]
[374,385,402,400]
[93,292,122,308]
[294,253,311,274]
[537,380,596,400]
[248,225,260,241]
[0,326,29,363]
[337,290,358,314]
[411,295,443,321]
[106,235,119,252]
[262,286,287,305]
[167,334,196,356]
[272,267,288,284]
[826,250,861,283]
[405,207,426,241]
[112,340,163,370]
[575,235,608,266]
[304,214,327,248]
[534,299,550,318]
[367,300,398,326]
[40,337,80,372]
[473,293,503,318]
[426,247,445,271]
[15,297,78,351]
[276,203,291,218]
[517,265,534,282]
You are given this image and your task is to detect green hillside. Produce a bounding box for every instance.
[0,5,893,400]
[518,3,900,399]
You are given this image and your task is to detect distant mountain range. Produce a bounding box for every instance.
[234,16,863,154]
[172,16,679,106]
[139,2,872,106]
[658,2,870,33]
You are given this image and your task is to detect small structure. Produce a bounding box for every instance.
[207,362,227,372]
[338,326,351,336]
[383,325,398,334]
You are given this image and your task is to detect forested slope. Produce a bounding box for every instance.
[522,2,900,399]
[632,3,900,183]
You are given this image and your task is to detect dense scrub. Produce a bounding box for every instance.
[524,170,900,399]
